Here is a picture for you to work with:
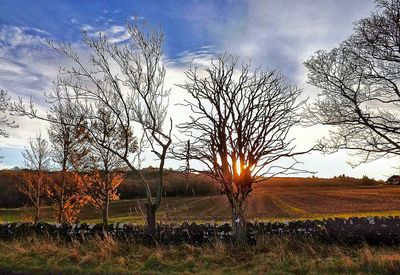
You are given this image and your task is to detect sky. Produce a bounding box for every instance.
[0,0,398,180]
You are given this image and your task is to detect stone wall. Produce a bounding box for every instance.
[1,216,400,244]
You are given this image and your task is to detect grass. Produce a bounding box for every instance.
[0,235,400,274]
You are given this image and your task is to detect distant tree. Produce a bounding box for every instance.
[17,134,51,222]
[15,171,51,223]
[177,55,310,242]
[362,175,376,185]
[305,0,400,166]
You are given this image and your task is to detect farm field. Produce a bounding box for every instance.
[2,178,400,224]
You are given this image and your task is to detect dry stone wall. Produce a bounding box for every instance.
[1,216,400,244]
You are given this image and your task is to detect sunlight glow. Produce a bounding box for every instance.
[236,160,241,175]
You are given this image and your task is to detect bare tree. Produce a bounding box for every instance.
[177,55,309,241]
[10,22,172,234]
[305,0,400,167]
[17,134,51,222]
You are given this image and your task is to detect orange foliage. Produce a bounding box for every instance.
[49,171,91,223]
[87,170,125,213]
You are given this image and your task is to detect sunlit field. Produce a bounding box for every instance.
[2,178,399,224]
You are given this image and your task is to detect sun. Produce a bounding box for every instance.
[236,160,242,175]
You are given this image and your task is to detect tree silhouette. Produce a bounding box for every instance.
[305,0,400,166]
[177,55,310,241]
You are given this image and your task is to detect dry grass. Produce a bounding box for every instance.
[0,235,400,274]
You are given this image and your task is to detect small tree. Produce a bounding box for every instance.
[47,97,90,223]
[50,171,91,223]
[305,0,400,166]
[178,55,309,241]
[18,134,51,223]
[87,170,124,226]
[86,108,126,227]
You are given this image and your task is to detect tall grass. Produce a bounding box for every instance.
[0,235,399,274]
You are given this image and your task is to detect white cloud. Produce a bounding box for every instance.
[84,24,131,44]
[0,25,60,153]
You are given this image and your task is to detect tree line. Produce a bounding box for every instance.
[0,0,398,242]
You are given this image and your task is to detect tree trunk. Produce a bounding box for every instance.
[103,195,109,228]
[102,170,110,229]
[34,202,40,224]
[230,197,247,244]
[145,203,157,236]
[34,190,40,223]
[35,172,41,223]
[58,168,66,223]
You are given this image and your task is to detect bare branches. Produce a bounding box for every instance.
[178,55,307,183]
[305,0,400,166]
[0,90,18,139]
[9,21,172,231]
[177,54,309,239]
[22,134,51,171]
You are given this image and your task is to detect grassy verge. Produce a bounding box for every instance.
[4,205,400,225]
[0,236,399,274]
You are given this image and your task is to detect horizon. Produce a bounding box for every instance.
[0,0,398,180]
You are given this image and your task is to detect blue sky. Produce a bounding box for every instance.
[1,0,398,179]
[0,0,244,58]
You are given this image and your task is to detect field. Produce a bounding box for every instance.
[1,177,400,224]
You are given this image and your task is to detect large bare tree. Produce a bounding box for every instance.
[305,0,400,166]
[177,55,309,241]
[11,22,172,233]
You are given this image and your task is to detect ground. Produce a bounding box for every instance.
[1,178,399,224]
[1,178,400,274]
